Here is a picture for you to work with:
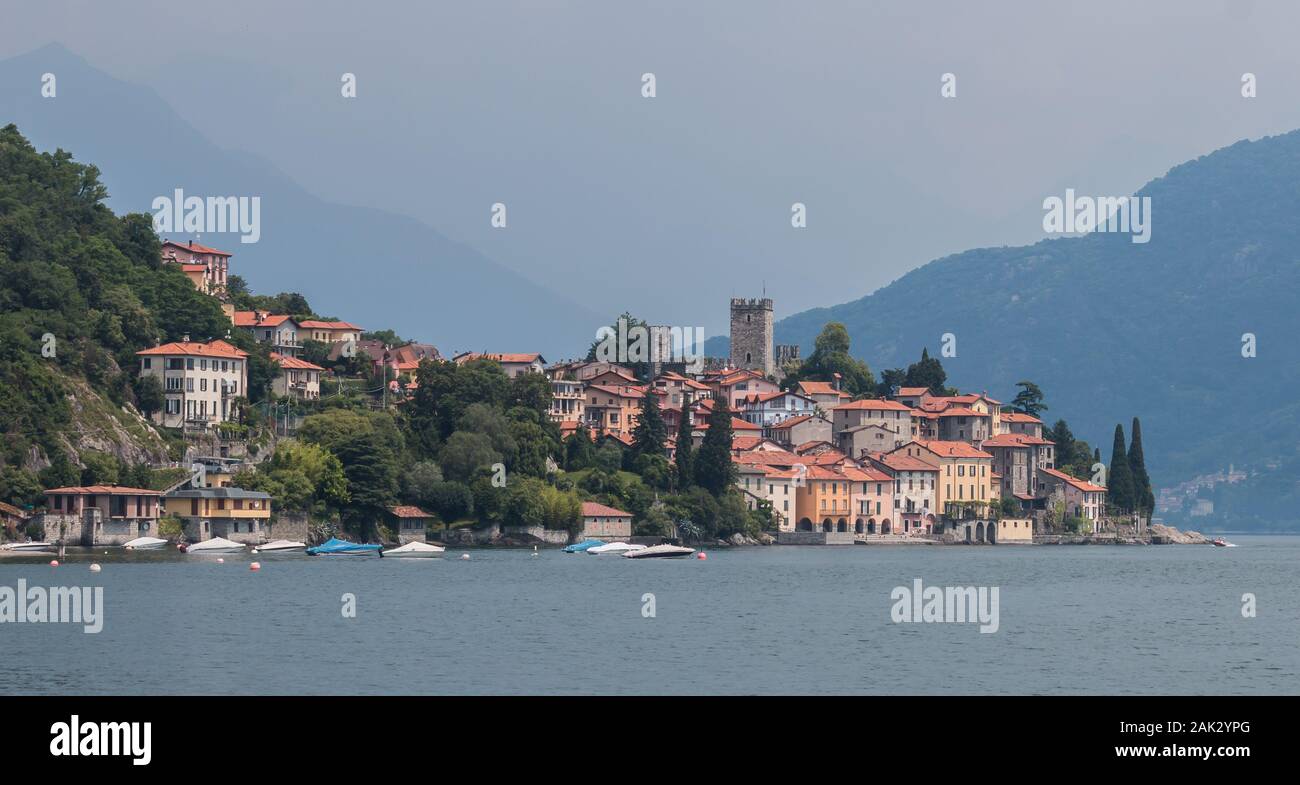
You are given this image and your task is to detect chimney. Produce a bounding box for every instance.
[833,372,842,392]
[182,334,190,342]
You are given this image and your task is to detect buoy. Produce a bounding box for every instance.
[49,560,59,567]
[217,558,225,564]
[250,562,261,571]
[532,546,538,557]
[89,563,102,573]
[696,552,707,560]
[460,553,471,560]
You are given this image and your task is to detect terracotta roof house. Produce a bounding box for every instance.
[136,339,249,430]
[580,501,632,541]
[387,505,436,544]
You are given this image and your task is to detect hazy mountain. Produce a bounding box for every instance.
[710,131,1300,527]
[0,43,603,358]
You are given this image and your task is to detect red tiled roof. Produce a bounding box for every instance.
[873,453,939,472]
[136,340,247,359]
[1040,467,1107,493]
[833,399,913,412]
[299,320,363,331]
[982,433,1053,447]
[731,436,764,451]
[1000,412,1043,423]
[455,352,542,364]
[582,501,632,518]
[44,485,162,496]
[770,414,814,429]
[896,387,930,396]
[234,311,295,328]
[270,353,324,371]
[731,417,761,431]
[388,505,434,518]
[162,239,231,257]
[913,440,993,459]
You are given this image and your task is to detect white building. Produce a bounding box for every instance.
[137,339,249,430]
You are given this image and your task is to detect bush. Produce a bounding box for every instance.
[158,515,184,539]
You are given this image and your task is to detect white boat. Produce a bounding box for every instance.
[622,544,696,559]
[381,541,446,558]
[253,540,307,553]
[184,537,247,554]
[587,542,647,555]
[123,536,168,550]
[1,541,53,552]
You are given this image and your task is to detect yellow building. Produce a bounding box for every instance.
[165,487,272,544]
[995,518,1034,543]
[793,466,852,532]
[892,440,998,519]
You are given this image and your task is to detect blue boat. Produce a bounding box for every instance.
[562,539,606,553]
[306,538,384,556]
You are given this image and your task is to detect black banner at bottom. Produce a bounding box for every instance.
[0,695,1283,774]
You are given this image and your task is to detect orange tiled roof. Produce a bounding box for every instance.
[582,501,632,517]
[136,340,248,359]
[1040,467,1107,493]
[270,353,324,371]
[1000,412,1043,423]
[299,320,363,331]
[896,386,930,396]
[162,239,231,257]
[913,440,993,459]
[388,505,434,518]
[45,485,162,496]
[833,399,913,412]
[982,433,1053,447]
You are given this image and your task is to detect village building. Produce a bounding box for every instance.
[387,505,435,543]
[0,500,30,538]
[651,371,713,408]
[580,501,633,540]
[796,380,851,410]
[452,352,546,377]
[843,465,901,535]
[164,487,272,544]
[270,353,325,400]
[832,398,914,455]
[793,466,855,533]
[894,440,998,519]
[233,311,303,357]
[548,377,585,423]
[868,452,939,534]
[737,390,818,428]
[161,239,231,297]
[584,383,647,437]
[1038,468,1108,523]
[709,368,780,409]
[136,339,249,430]
[41,485,163,545]
[983,432,1056,498]
[765,413,833,447]
[735,464,798,530]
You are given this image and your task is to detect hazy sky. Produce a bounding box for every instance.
[4,0,1298,335]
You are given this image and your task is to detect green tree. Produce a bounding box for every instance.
[1107,424,1136,514]
[564,423,594,470]
[673,402,694,489]
[133,374,164,417]
[630,388,667,460]
[1010,381,1048,417]
[783,322,876,396]
[902,348,950,395]
[694,397,737,495]
[1128,417,1155,515]
[439,431,502,484]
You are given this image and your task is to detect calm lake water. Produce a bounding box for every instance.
[2,536,1297,695]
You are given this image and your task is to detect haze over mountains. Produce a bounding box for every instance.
[0,43,603,359]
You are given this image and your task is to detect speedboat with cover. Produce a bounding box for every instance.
[586,542,646,555]
[183,537,248,554]
[381,541,446,558]
[306,538,384,556]
[622,544,696,559]
[563,539,606,553]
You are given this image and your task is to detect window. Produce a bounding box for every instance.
[142,358,152,369]
[186,358,194,370]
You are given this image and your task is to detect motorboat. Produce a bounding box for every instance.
[622,544,696,559]
[253,540,307,553]
[1211,537,1236,547]
[586,542,647,555]
[123,536,168,550]
[562,539,606,553]
[381,541,445,558]
[183,537,248,554]
[306,538,383,556]
[0,541,53,552]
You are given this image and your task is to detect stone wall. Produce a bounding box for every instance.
[502,525,571,544]
[40,510,155,546]
[776,530,856,545]
[266,512,313,543]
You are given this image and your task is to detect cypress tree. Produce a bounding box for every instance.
[631,388,667,459]
[674,398,695,488]
[1107,424,1136,513]
[1128,417,1154,514]
[694,397,737,496]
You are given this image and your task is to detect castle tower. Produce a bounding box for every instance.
[730,298,774,377]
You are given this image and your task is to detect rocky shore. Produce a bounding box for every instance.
[1147,523,1211,545]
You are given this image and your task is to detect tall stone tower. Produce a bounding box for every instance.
[730,297,774,377]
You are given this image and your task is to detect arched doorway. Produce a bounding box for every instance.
[925,514,936,534]
[855,519,864,534]
[965,525,972,543]
[975,521,985,543]
[867,519,877,534]
[822,519,832,532]
[988,521,997,544]
[836,519,847,532]
[881,519,892,534]
[797,518,813,532]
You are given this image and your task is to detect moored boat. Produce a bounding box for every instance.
[123,536,167,550]
[183,537,248,554]
[622,544,696,559]
[587,542,646,555]
[306,537,383,556]
[563,539,606,553]
[0,541,53,552]
[253,540,307,553]
[381,541,446,558]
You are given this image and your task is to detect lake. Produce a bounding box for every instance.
[2,536,1297,695]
